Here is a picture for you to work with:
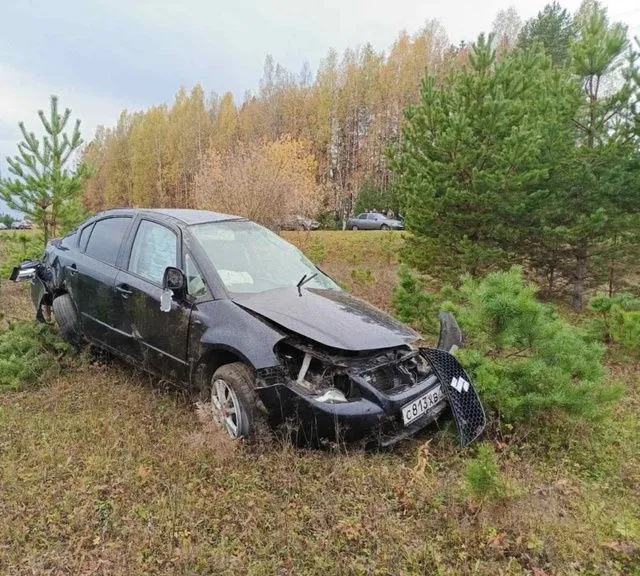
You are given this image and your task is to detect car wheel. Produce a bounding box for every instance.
[52,293,83,348]
[380,224,389,231]
[351,225,358,231]
[209,362,264,440]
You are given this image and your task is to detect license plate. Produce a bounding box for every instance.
[402,385,443,426]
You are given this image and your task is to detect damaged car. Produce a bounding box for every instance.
[11,209,486,447]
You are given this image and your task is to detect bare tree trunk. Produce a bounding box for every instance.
[572,242,588,312]
[546,265,555,299]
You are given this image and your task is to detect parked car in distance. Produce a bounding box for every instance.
[11,220,33,230]
[0,223,7,230]
[11,209,485,447]
[280,215,320,231]
[346,212,404,231]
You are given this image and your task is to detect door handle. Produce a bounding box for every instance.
[116,284,133,298]
[68,263,77,276]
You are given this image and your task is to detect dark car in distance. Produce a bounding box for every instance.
[280,215,321,231]
[346,212,404,231]
[11,209,485,447]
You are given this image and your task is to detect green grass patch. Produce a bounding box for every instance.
[0,322,71,392]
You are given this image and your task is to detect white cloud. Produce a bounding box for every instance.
[0,63,138,165]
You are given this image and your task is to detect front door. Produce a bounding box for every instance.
[114,219,191,383]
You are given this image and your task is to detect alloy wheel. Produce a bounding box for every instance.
[211,378,243,438]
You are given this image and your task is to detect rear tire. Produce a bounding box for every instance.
[209,362,266,440]
[352,225,358,231]
[52,293,83,348]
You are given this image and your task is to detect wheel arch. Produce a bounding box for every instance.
[191,345,256,392]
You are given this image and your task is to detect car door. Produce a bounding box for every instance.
[365,213,378,230]
[73,216,134,352]
[352,213,365,228]
[114,218,191,383]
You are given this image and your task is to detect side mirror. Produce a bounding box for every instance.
[160,266,186,312]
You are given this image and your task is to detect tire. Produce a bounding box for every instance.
[209,362,265,440]
[52,293,83,348]
[351,225,358,231]
[380,224,389,231]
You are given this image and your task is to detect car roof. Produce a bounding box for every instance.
[93,208,244,226]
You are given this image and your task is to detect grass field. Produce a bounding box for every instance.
[0,230,639,575]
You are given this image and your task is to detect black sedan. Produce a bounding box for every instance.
[11,209,485,447]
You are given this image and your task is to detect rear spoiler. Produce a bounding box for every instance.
[9,260,41,283]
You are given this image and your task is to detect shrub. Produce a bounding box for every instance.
[316,212,339,230]
[350,266,374,286]
[0,322,71,392]
[395,266,623,424]
[393,265,438,335]
[0,232,44,279]
[463,443,506,502]
[589,293,640,354]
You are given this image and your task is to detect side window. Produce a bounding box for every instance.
[357,213,366,219]
[128,220,177,285]
[185,252,209,298]
[79,223,94,252]
[85,217,132,266]
[60,230,77,250]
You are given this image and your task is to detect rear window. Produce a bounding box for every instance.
[60,231,77,249]
[85,217,132,266]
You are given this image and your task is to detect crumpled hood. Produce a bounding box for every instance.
[232,287,419,351]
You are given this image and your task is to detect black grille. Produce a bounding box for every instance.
[421,348,486,447]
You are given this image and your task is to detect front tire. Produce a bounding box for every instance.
[52,293,83,348]
[209,363,264,439]
[380,224,389,231]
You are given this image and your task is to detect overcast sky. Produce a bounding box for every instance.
[1,0,639,215]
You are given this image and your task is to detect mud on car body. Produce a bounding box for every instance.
[11,209,486,447]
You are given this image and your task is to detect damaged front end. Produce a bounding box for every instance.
[255,312,486,448]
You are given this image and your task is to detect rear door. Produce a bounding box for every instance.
[74,216,134,352]
[114,218,191,382]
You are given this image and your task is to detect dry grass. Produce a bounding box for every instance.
[283,230,405,313]
[0,230,639,575]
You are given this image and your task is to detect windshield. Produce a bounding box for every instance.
[191,220,340,294]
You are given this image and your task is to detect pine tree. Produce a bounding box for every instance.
[518,2,575,66]
[557,0,638,310]
[0,96,88,244]
[392,34,575,278]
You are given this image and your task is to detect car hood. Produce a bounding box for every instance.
[232,287,419,351]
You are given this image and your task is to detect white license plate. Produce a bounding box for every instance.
[402,385,444,426]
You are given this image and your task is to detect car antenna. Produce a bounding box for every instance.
[296,273,317,296]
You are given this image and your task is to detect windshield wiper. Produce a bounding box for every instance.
[296,273,317,296]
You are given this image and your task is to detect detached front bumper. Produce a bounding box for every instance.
[257,348,485,447]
